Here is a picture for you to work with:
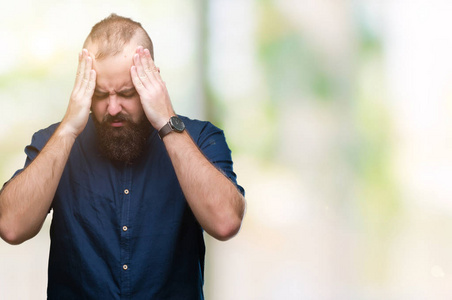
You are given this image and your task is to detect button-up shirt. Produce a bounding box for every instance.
[14,115,244,299]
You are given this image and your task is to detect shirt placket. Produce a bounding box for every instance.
[120,165,132,298]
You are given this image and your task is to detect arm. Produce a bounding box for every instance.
[131,46,245,241]
[164,131,245,241]
[0,50,96,245]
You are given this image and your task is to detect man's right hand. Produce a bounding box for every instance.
[60,49,96,138]
[0,50,96,244]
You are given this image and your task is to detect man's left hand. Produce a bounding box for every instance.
[131,46,174,130]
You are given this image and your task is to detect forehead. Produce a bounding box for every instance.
[88,43,137,91]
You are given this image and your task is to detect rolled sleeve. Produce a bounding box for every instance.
[189,119,245,196]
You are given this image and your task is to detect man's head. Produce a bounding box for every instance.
[84,14,153,163]
[83,13,153,60]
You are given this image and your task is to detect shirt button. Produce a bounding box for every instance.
[123,264,128,270]
[124,189,129,195]
[122,226,128,232]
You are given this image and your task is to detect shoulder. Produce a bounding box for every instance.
[29,117,96,151]
[29,122,61,151]
[179,115,223,143]
[179,115,232,157]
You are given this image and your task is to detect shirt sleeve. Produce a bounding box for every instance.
[194,121,245,196]
[3,123,59,186]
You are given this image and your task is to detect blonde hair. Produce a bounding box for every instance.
[83,13,154,60]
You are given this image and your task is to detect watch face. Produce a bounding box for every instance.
[170,116,185,132]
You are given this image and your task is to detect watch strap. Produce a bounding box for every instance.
[158,122,173,139]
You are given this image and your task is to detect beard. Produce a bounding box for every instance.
[93,113,152,163]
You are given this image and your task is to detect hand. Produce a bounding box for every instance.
[60,49,96,138]
[131,46,175,130]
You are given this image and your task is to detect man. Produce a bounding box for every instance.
[0,14,245,299]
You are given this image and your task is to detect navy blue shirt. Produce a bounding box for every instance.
[14,115,243,299]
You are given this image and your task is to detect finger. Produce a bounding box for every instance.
[131,66,145,91]
[75,49,90,86]
[84,69,96,97]
[135,47,159,81]
[74,50,87,88]
[142,48,163,82]
[133,53,155,90]
[80,55,93,91]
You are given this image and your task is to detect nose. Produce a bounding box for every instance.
[107,95,122,116]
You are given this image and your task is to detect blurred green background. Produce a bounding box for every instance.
[2,0,452,299]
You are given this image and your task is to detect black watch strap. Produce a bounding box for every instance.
[158,123,173,139]
[158,116,185,139]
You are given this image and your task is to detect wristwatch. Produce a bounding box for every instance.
[158,116,186,139]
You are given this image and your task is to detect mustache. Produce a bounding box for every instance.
[102,113,132,123]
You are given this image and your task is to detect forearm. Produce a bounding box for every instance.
[163,131,245,241]
[131,47,245,239]
[0,126,75,244]
[0,50,95,245]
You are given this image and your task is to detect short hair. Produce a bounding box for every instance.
[83,13,154,60]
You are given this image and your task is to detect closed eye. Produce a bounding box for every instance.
[118,90,137,99]
[93,91,109,100]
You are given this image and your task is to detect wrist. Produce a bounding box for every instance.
[56,122,79,141]
[146,109,175,131]
[158,115,185,139]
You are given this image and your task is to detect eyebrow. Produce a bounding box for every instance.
[94,87,136,94]
[117,87,136,94]
[94,88,108,95]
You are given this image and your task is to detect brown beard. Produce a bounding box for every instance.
[93,113,152,163]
